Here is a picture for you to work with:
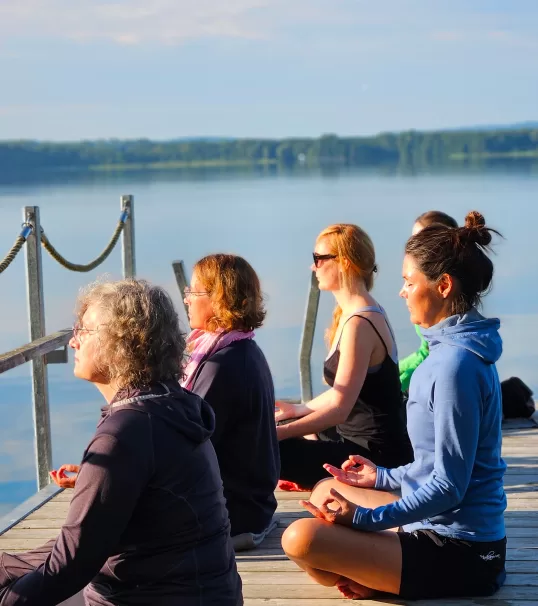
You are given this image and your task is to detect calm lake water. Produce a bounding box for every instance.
[1,162,537,513]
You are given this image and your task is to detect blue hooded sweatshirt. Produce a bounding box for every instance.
[352,308,507,542]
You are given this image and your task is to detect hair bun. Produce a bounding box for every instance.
[463,210,492,246]
[465,210,485,230]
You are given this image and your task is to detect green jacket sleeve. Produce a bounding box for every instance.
[399,325,429,392]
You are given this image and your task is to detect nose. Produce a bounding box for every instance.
[69,335,78,349]
[184,296,190,306]
[399,287,406,299]
[310,263,317,272]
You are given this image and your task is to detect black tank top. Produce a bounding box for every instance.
[323,310,412,468]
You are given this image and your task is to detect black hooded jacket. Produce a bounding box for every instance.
[0,381,243,606]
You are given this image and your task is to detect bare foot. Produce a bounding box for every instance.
[336,577,377,599]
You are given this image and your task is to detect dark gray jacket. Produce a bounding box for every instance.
[0,382,243,605]
[190,339,279,536]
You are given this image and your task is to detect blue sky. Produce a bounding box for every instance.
[1,0,537,140]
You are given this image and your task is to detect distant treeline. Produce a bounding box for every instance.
[1,128,538,173]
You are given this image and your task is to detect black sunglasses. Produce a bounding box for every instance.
[312,252,337,268]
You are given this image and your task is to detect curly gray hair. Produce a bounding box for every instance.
[75,279,186,387]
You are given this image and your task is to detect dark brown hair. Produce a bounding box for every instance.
[194,254,265,332]
[76,279,186,387]
[405,211,501,315]
[415,210,458,230]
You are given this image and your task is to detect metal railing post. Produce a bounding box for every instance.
[121,195,136,278]
[172,260,190,316]
[23,206,53,491]
[299,272,320,402]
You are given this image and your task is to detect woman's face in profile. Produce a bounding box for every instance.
[311,237,340,292]
[399,254,448,328]
[184,271,214,330]
[70,305,108,384]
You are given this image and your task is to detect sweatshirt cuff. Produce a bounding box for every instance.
[375,467,389,490]
[351,505,370,530]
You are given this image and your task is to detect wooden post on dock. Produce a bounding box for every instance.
[172,260,190,316]
[299,272,320,402]
[121,195,136,278]
[23,206,53,491]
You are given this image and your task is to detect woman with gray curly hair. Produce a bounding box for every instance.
[0,279,243,606]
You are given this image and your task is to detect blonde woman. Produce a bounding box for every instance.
[277,224,412,489]
[1,279,242,605]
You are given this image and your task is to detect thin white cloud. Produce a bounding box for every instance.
[430,28,538,50]
[0,0,274,45]
[0,0,536,51]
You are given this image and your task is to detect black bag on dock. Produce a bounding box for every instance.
[501,377,535,419]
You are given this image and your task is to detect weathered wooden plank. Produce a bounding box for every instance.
[237,559,538,573]
[503,474,538,485]
[276,500,538,512]
[238,547,538,561]
[120,195,136,278]
[239,535,538,550]
[1,424,537,606]
[4,528,64,539]
[0,484,64,536]
[20,508,538,529]
[240,571,538,586]
[244,601,538,606]
[504,468,538,476]
[241,584,538,599]
[171,260,189,316]
[0,330,71,374]
[299,271,320,402]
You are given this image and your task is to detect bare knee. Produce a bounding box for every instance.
[310,478,338,507]
[281,518,325,561]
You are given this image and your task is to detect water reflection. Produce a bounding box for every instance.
[1,162,537,506]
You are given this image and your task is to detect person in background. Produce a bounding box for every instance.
[281,211,506,601]
[182,253,279,552]
[2,279,242,606]
[276,224,412,490]
[399,210,458,392]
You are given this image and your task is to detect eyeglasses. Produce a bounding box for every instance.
[184,287,210,298]
[312,253,337,268]
[72,325,103,343]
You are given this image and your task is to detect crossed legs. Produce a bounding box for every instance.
[281,479,402,599]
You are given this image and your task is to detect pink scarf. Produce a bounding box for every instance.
[181,328,255,391]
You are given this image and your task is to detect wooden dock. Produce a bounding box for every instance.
[0,419,537,605]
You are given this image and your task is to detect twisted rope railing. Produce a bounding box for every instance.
[0,208,130,275]
[0,223,33,274]
[40,208,129,272]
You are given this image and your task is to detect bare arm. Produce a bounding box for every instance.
[277,316,376,440]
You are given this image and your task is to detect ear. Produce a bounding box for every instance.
[340,257,350,271]
[437,273,454,299]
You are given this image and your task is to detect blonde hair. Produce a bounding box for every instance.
[75,279,186,387]
[317,224,377,346]
[194,254,266,332]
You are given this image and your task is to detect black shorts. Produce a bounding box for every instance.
[398,530,507,600]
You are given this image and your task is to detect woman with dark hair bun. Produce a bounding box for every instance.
[281,211,507,602]
[400,210,459,391]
